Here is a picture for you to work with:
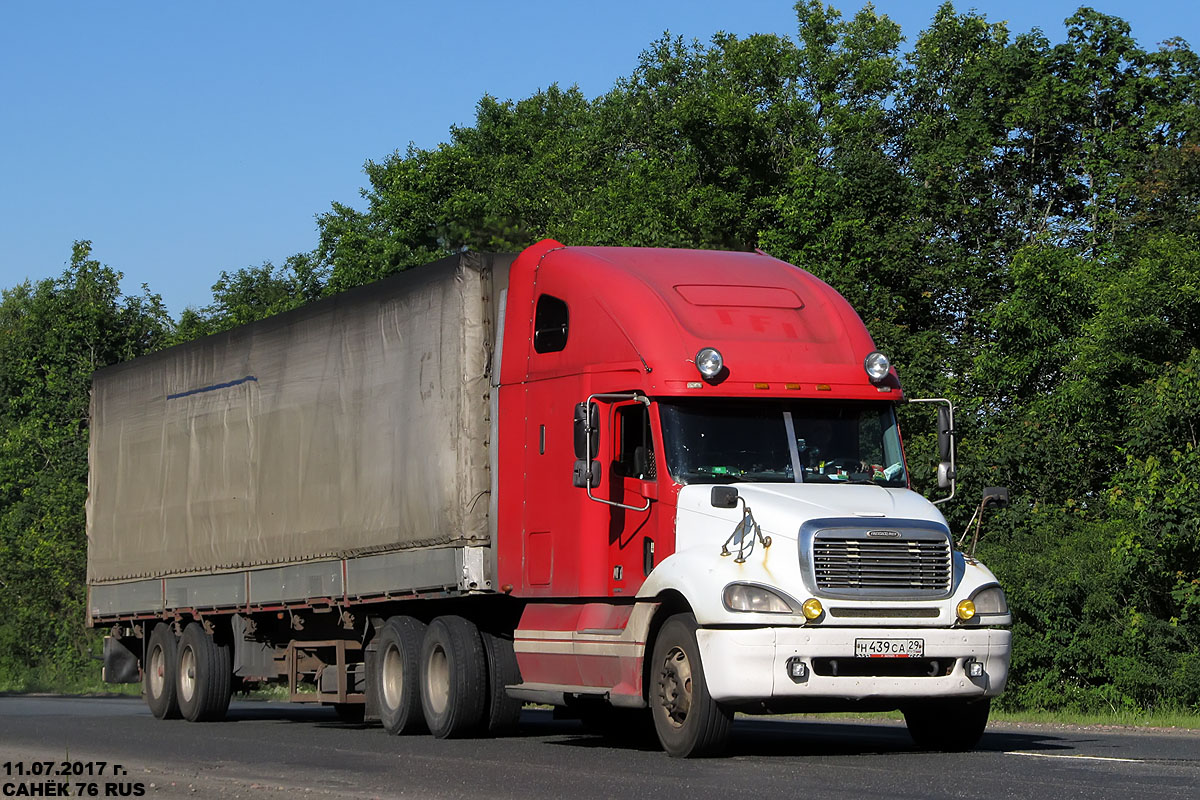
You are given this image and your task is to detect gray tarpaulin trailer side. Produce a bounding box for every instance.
[87,252,514,620]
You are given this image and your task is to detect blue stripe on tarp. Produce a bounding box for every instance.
[167,375,258,400]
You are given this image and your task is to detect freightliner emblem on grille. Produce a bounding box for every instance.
[866,530,901,538]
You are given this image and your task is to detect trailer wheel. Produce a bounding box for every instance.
[144,623,181,719]
[176,622,232,722]
[479,630,523,735]
[649,614,732,758]
[374,616,427,735]
[420,616,486,738]
[903,697,991,751]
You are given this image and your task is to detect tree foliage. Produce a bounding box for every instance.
[1,2,1197,710]
[0,243,169,688]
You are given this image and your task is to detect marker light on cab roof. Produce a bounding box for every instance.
[696,347,724,379]
[864,351,890,383]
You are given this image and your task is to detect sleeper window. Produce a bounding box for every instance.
[533,295,569,353]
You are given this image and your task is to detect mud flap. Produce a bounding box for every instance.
[102,636,140,684]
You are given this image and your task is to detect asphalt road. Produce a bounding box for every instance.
[0,696,1196,799]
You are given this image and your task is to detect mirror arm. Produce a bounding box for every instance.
[583,393,651,512]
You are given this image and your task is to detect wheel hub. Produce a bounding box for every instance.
[656,646,692,727]
[149,646,165,697]
[179,647,196,703]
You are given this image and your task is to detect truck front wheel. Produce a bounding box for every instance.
[375,615,427,735]
[144,623,180,719]
[420,616,486,738]
[176,622,232,722]
[903,697,991,751]
[649,614,732,757]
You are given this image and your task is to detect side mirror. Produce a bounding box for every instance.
[573,402,599,460]
[573,460,601,489]
[573,401,601,488]
[937,461,954,489]
[982,486,1009,508]
[909,397,957,505]
[935,404,954,487]
[710,485,739,509]
[936,405,952,462]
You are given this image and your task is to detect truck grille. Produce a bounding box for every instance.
[812,534,951,597]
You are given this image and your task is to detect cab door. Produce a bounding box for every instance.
[602,399,660,596]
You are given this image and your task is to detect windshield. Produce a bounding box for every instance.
[659,399,907,487]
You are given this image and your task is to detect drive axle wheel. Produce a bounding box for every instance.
[144,623,181,719]
[176,622,232,722]
[479,630,523,735]
[420,616,486,738]
[649,614,731,758]
[374,615,427,735]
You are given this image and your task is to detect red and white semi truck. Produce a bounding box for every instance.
[89,240,1011,757]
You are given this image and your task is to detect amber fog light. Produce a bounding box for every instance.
[956,599,976,621]
[801,598,824,621]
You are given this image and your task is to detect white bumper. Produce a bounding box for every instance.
[696,626,1010,704]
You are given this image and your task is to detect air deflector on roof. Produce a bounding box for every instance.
[674,285,803,309]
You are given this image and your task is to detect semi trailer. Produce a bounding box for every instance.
[89,239,1011,757]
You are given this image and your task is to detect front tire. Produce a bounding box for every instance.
[904,697,991,751]
[420,616,486,738]
[176,622,232,722]
[144,623,180,719]
[374,615,427,735]
[649,614,732,758]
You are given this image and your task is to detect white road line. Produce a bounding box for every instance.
[1006,751,1145,763]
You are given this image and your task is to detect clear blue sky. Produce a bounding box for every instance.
[1,1,1194,316]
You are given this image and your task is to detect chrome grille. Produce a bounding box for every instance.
[812,534,951,596]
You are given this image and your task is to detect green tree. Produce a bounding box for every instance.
[0,242,169,689]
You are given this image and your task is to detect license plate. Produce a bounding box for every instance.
[854,638,924,658]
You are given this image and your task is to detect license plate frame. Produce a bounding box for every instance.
[854,638,925,658]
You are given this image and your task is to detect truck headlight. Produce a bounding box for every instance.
[863,351,890,383]
[970,585,1008,615]
[696,347,724,379]
[723,583,794,614]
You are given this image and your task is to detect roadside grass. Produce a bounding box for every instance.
[989,708,1200,730]
[0,674,141,696]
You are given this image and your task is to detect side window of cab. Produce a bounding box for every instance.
[616,404,655,481]
[533,295,569,354]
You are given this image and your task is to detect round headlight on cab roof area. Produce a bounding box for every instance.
[696,347,724,379]
[864,351,890,383]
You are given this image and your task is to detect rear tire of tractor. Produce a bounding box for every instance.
[903,697,991,751]
[375,615,427,735]
[479,630,523,735]
[649,614,732,758]
[176,622,232,722]
[144,623,181,720]
[420,616,487,739]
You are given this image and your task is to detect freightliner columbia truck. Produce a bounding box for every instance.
[89,240,1012,757]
